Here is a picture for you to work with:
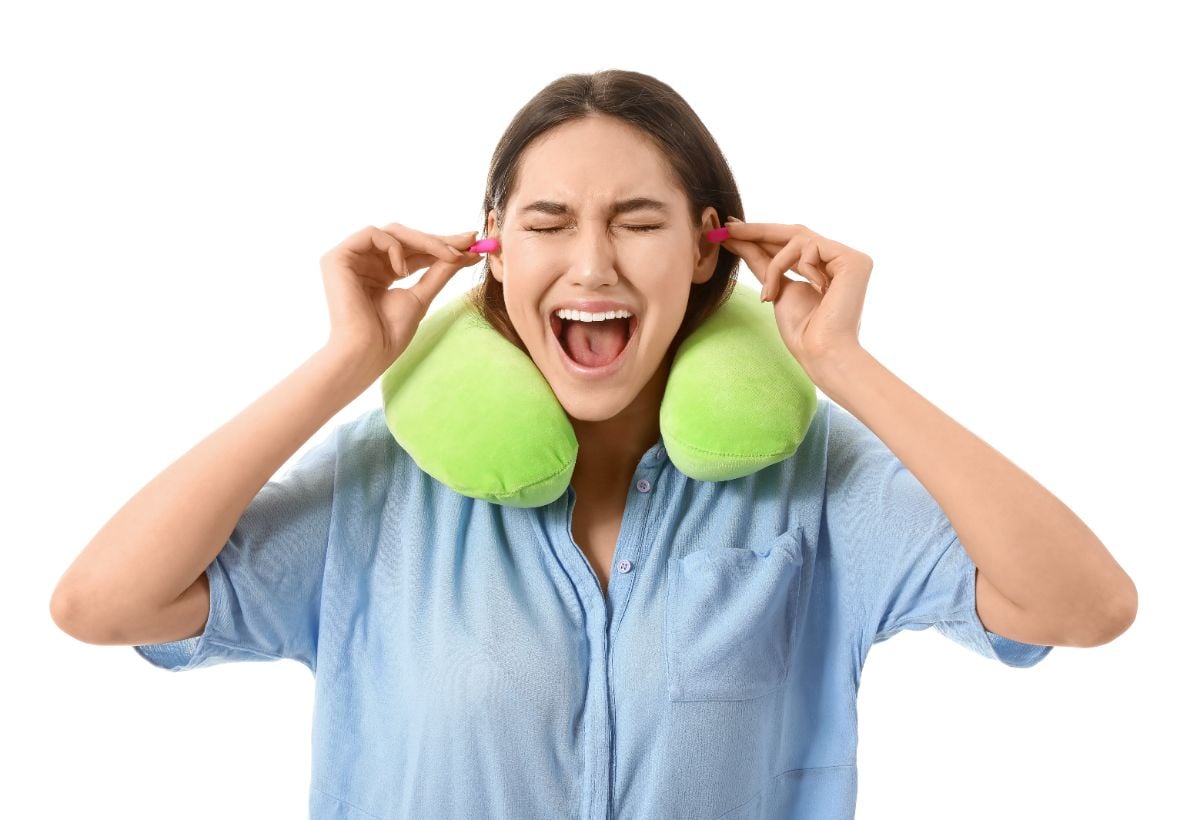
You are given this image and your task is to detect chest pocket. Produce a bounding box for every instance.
[665,529,805,703]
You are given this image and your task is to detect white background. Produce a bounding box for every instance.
[5,1,1193,817]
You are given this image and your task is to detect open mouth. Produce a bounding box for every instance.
[549,313,638,376]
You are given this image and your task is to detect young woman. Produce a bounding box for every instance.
[51,69,1136,819]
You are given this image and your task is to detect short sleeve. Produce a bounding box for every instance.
[133,424,340,673]
[824,402,1052,669]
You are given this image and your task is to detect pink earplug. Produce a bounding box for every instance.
[705,227,731,243]
[469,237,499,254]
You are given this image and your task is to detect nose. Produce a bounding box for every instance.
[565,225,621,286]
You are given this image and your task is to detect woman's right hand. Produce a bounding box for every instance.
[318,223,482,376]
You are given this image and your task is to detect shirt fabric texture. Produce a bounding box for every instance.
[134,396,1053,819]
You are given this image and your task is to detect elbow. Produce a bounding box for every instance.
[1087,612,1135,647]
[50,584,82,638]
[1080,579,1138,647]
[50,584,109,645]
[1105,580,1139,643]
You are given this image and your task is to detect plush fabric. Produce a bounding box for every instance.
[380,280,819,507]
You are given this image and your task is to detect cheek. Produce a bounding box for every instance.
[498,269,553,331]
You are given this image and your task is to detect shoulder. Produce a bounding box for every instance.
[823,398,874,456]
[342,406,454,503]
[822,398,898,490]
[339,405,392,447]
[325,406,413,485]
[767,396,834,483]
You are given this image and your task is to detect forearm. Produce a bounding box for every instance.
[52,345,379,631]
[811,346,1137,637]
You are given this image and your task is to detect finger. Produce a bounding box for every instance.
[721,230,849,295]
[378,223,472,263]
[722,237,775,295]
[757,240,825,293]
[437,229,481,245]
[369,231,413,280]
[389,250,475,287]
[724,220,818,246]
[441,229,484,252]
[763,233,810,302]
[365,230,408,285]
[796,232,861,269]
[444,233,483,261]
[405,248,478,311]
[435,230,484,260]
[393,235,483,282]
[388,242,406,279]
[333,226,398,266]
[719,222,819,291]
[397,253,440,276]
[797,241,826,293]
[373,231,444,284]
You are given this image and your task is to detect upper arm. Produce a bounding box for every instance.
[824,402,1054,667]
[129,417,364,672]
[974,567,1017,638]
[975,567,1072,647]
[111,571,210,646]
[54,571,210,646]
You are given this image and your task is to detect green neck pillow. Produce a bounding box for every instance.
[380,280,819,508]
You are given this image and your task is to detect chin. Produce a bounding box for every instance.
[553,390,636,423]
[520,315,671,420]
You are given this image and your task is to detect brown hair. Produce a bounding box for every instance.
[467,69,745,364]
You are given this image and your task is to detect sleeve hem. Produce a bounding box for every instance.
[131,560,286,671]
[938,536,1054,668]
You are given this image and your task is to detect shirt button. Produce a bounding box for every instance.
[617,559,632,573]
[636,478,652,493]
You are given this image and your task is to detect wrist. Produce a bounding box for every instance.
[806,345,875,405]
[312,345,384,400]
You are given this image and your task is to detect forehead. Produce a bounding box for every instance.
[510,118,681,214]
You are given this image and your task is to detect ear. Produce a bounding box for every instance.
[692,205,722,286]
[487,208,505,284]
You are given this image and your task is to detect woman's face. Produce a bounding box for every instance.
[486,115,721,422]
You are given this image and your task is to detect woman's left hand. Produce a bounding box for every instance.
[716,217,872,377]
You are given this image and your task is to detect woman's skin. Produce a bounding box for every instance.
[483,116,723,498]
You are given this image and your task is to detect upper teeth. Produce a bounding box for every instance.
[554,309,633,322]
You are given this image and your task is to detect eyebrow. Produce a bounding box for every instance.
[517,197,670,218]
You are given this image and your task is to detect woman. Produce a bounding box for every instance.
[51,69,1136,819]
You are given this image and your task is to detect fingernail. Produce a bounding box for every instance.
[706,227,731,243]
[727,216,742,223]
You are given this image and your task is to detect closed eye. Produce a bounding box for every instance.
[527,225,663,234]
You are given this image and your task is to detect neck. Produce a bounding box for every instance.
[569,350,670,498]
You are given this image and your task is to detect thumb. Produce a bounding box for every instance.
[443,230,481,253]
[408,241,479,309]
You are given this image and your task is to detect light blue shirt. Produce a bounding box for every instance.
[134,396,1052,818]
